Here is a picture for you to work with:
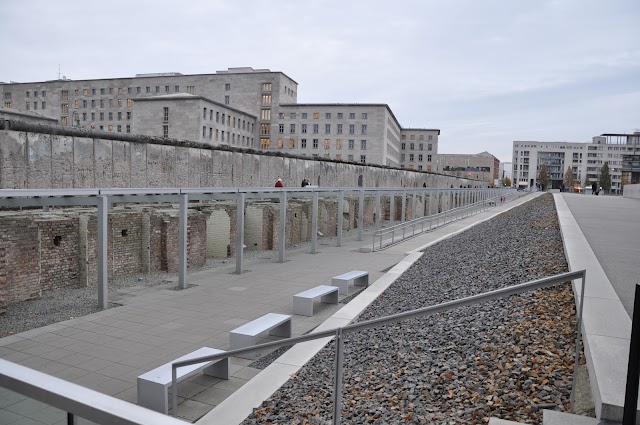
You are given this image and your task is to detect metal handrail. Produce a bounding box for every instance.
[172,269,586,423]
[372,193,513,251]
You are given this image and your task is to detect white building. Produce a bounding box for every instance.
[512,136,623,193]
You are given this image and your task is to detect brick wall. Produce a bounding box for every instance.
[36,217,80,291]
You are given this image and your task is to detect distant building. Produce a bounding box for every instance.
[512,134,632,193]
[0,68,439,168]
[499,162,513,185]
[435,152,499,186]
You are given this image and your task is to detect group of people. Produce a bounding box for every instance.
[274,177,311,188]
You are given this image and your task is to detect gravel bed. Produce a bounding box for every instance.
[242,194,578,424]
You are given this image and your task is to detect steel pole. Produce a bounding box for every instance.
[235,193,245,274]
[178,194,188,289]
[357,190,364,241]
[311,191,318,254]
[97,196,108,310]
[337,190,344,247]
[278,191,287,263]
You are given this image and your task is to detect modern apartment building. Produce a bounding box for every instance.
[0,67,440,168]
[512,135,626,192]
[434,152,500,186]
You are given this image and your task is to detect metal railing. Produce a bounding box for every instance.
[172,269,586,423]
[372,191,526,251]
[0,358,184,425]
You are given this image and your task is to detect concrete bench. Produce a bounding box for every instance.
[230,313,292,360]
[137,347,229,414]
[332,270,369,295]
[293,285,339,316]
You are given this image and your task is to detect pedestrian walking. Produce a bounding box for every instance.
[275,178,283,188]
[301,177,309,187]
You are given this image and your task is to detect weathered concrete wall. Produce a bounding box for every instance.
[623,184,640,200]
[0,121,473,189]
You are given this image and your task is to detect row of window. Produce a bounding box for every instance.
[400,154,433,162]
[275,123,367,135]
[278,112,368,120]
[400,142,433,151]
[401,134,433,141]
[70,98,134,109]
[202,108,253,132]
[198,126,254,146]
[23,101,45,110]
[73,123,131,133]
[261,138,368,151]
[77,111,133,121]
[22,91,46,98]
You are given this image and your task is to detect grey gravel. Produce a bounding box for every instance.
[242,194,579,424]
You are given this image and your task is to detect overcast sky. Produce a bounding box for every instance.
[2,0,639,162]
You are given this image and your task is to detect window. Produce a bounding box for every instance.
[91,112,95,120]
[117,125,122,132]
[313,112,319,119]
[360,155,366,163]
[301,139,307,148]
[225,83,231,91]
[361,125,367,135]
[126,125,130,133]
[33,102,38,110]
[109,99,114,107]
[203,108,207,119]
[82,100,87,108]
[26,91,31,98]
[279,124,284,134]
[336,139,343,150]
[215,112,220,122]
[210,110,213,120]
[187,86,195,95]
[418,154,423,161]
[337,124,343,134]
[361,113,368,119]
[174,85,179,92]
[410,143,415,150]
[260,138,271,148]
[260,124,270,135]
[325,113,331,119]
[127,87,132,94]
[418,165,423,171]
[262,82,272,92]
[419,143,423,151]
[278,112,285,119]
[313,124,319,134]
[290,112,296,119]
[74,100,79,108]
[163,107,169,122]
[290,124,295,133]
[100,99,104,108]
[62,90,69,101]
[82,112,87,121]
[99,112,104,121]
[225,96,230,105]
[410,135,415,140]
[100,88,105,95]
[261,109,271,120]
[348,139,354,150]
[262,95,271,105]
[301,112,307,119]
[428,135,433,140]
[325,124,331,134]
[349,112,355,119]
[427,155,432,162]
[136,87,141,94]
[109,88,114,95]
[401,143,406,150]
[337,113,343,119]
[409,154,414,161]
[313,139,319,149]
[277,138,284,148]
[146,87,151,93]
[41,101,45,109]
[155,86,160,93]
[221,113,225,124]
[61,103,69,114]
[336,154,342,160]
[349,124,355,134]
[289,138,295,149]
[91,99,96,107]
[401,154,405,162]
[419,135,424,140]
[108,124,113,131]
[324,139,331,149]
[3,102,11,108]
[41,91,46,97]
[360,140,367,150]
[127,111,132,120]
[203,126,207,137]
[108,112,113,120]
[61,116,67,125]
[3,92,10,100]
[210,128,213,139]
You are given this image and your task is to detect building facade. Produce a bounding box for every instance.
[512,136,626,192]
[1,68,440,168]
[0,106,58,125]
[435,152,500,186]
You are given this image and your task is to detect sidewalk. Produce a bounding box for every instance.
[0,193,539,424]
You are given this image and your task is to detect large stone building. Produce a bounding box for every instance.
[0,106,57,125]
[434,151,500,186]
[512,133,636,192]
[0,67,439,168]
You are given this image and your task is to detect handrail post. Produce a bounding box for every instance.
[235,192,245,274]
[278,191,287,263]
[389,191,395,228]
[97,195,108,310]
[375,191,381,231]
[332,327,345,425]
[570,271,587,413]
[622,282,640,424]
[401,189,407,222]
[311,191,319,254]
[337,190,344,247]
[171,365,178,416]
[357,189,364,241]
[178,193,188,289]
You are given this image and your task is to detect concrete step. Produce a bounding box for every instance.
[542,410,616,425]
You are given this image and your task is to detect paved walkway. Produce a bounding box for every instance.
[0,193,538,424]
[561,193,640,318]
